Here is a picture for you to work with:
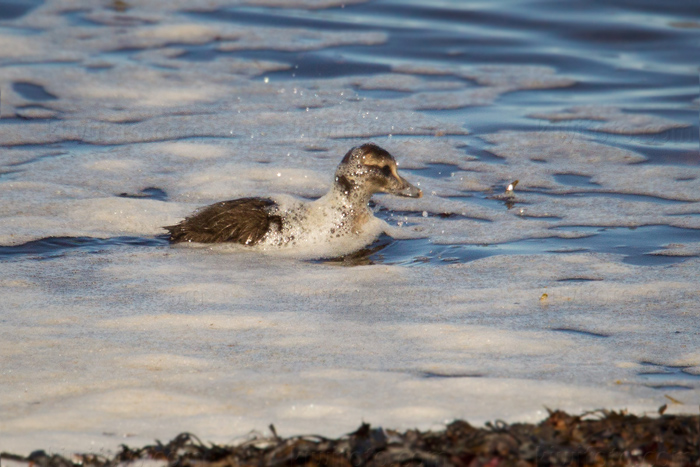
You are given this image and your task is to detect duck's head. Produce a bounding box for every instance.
[334,143,422,201]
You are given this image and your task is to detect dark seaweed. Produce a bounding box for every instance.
[2,409,699,466]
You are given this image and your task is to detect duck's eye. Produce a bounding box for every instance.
[381,165,392,177]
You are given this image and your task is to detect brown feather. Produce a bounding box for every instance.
[165,198,282,244]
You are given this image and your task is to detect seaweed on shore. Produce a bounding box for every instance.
[2,409,699,467]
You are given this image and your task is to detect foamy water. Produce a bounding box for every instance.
[1,0,699,455]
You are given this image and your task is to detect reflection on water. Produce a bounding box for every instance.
[3,224,696,266]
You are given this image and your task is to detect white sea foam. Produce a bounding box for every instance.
[2,248,698,455]
[529,105,691,135]
[649,242,700,257]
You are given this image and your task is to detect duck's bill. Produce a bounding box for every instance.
[392,177,423,198]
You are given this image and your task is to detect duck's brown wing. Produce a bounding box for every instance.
[165,197,282,244]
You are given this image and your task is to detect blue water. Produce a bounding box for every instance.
[4,224,696,267]
[361,224,700,267]
[1,0,698,265]
[0,0,42,21]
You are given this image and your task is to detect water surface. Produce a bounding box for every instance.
[1,0,699,456]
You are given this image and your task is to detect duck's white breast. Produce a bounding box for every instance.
[255,194,388,259]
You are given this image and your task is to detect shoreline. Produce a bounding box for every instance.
[2,408,698,467]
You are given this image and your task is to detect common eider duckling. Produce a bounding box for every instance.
[164,143,422,254]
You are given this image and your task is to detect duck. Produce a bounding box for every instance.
[164,143,422,255]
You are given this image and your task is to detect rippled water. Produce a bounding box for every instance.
[1,0,699,456]
[1,0,698,263]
